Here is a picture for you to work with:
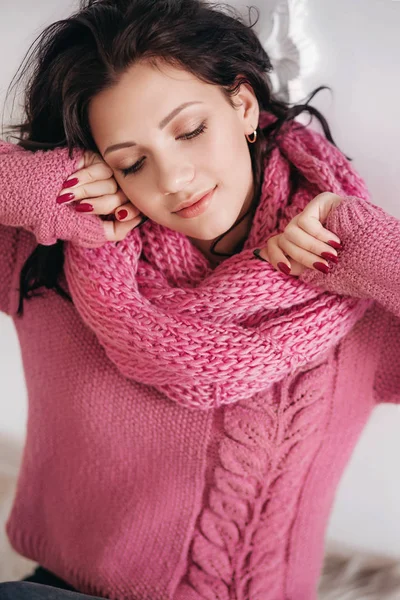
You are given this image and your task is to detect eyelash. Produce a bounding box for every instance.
[120,121,208,177]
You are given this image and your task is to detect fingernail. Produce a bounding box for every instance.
[75,203,93,212]
[62,177,79,189]
[253,248,267,262]
[56,192,75,204]
[321,252,338,264]
[277,262,291,275]
[117,209,128,220]
[313,262,330,274]
[327,240,343,250]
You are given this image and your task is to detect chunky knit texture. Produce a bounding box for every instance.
[63,112,371,410]
[0,117,400,600]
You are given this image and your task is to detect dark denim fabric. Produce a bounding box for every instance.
[22,567,76,590]
[0,568,106,599]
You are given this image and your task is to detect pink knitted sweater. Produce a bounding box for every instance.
[1,135,400,600]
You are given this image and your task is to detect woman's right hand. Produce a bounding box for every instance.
[56,150,146,243]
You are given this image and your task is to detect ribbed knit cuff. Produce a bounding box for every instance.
[0,142,107,248]
[300,196,400,314]
[49,147,108,248]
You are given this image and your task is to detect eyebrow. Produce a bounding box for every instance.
[103,101,204,156]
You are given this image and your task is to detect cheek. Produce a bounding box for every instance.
[119,181,162,218]
[214,129,251,182]
[214,117,247,156]
[115,175,145,206]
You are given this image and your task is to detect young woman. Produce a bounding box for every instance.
[0,0,399,599]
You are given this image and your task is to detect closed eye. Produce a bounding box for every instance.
[120,121,208,177]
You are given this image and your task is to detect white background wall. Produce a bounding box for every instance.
[1,0,400,559]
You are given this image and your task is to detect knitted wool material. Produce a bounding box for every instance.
[64,112,371,409]
[2,119,400,600]
[0,143,106,248]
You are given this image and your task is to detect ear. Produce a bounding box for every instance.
[234,77,260,136]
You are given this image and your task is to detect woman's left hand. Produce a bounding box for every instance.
[254,192,345,276]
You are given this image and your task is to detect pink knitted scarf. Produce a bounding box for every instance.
[64,112,372,409]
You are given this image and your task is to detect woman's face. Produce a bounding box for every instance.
[89,60,259,242]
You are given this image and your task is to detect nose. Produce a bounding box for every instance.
[155,154,195,195]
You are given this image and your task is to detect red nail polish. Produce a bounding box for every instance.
[313,262,330,274]
[277,262,291,275]
[327,240,343,250]
[75,203,93,212]
[62,177,79,189]
[321,252,338,264]
[117,209,128,220]
[56,192,75,204]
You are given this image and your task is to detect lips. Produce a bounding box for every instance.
[173,187,215,213]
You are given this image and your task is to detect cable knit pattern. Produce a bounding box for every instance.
[1,115,400,600]
[63,112,372,409]
[182,353,334,600]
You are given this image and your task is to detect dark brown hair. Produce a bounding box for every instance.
[3,0,346,316]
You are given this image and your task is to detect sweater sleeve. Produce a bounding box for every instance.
[0,224,19,315]
[300,195,400,405]
[0,141,108,315]
[373,309,400,404]
[0,141,107,247]
[300,195,400,317]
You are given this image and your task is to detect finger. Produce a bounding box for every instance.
[115,202,141,222]
[278,236,332,273]
[74,189,134,216]
[62,160,114,189]
[259,237,305,276]
[76,149,100,171]
[298,195,342,246]
[296,213,342,250]
[57,177,118,204]
[103,213,146,243]
[283,224,339,262]
[311,192,342,224]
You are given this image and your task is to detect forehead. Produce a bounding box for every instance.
[89,62,217,141]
